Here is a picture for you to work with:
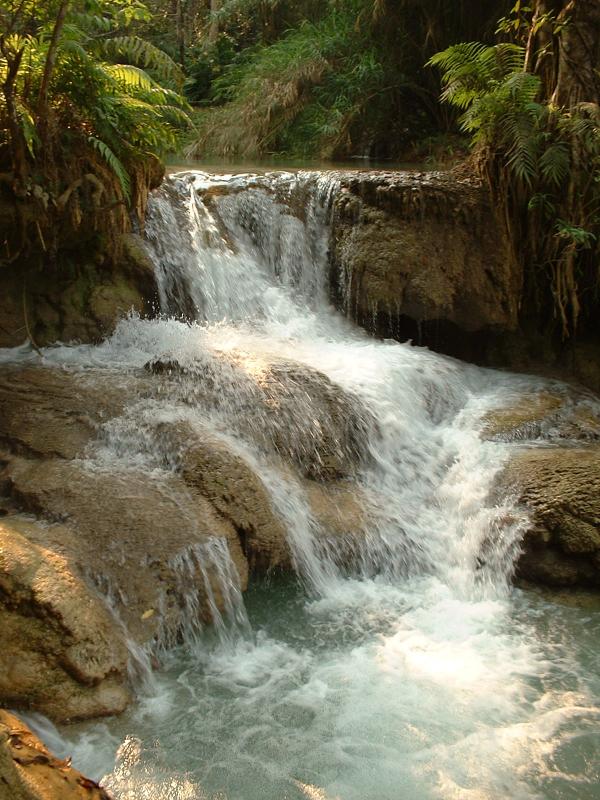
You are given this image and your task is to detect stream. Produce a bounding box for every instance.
[14,170,600,799]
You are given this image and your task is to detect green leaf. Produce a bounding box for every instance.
[88,136,131,201]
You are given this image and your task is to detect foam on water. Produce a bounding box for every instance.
[8,170,600,799]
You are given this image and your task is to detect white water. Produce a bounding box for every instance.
[8,170,600,799]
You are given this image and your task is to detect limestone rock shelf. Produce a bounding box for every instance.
[0,362,369,721]
[486,386,600,588]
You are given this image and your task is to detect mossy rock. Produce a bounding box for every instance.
[0,232,159,347]
[89,280,146,334]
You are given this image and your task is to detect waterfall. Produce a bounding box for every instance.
[16,169,599,800]
[140,170,528,600]
[144,171,338,322]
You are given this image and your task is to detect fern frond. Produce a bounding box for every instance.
[88,136,131,201]
[103,36,184,87]
[539,142,570,186]
[103,63,157,91]
[489,42,525,75]
[502,110,540,185]
[15,100,39,157]
[69,11,113,35]
[153,104,193,127]
[504,71,541,104]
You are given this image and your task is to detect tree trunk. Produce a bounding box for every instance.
[259,1,277,44]
[37,0,70,121]
[176,0,186,68]
[552,0,600,107]
[528,0,600,107]
[522,0,558,99]
[208,0,221,44]
[0,42,28,191]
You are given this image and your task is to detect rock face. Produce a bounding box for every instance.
[0,233,158,349]
[0,366,250,720]
[326,170,600,393]
[0,709,111,799]
[330,171,519,361]
[504,449,600,587]
[0,516,131,722]
[489,387,600,588]
[0,361,370,721]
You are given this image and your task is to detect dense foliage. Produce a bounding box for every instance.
[182,0,507,160]
[0,0,190,263]
[430,1,600,337]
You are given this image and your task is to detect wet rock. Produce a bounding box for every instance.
[325,172,600,395]
[483,389,600,442]
[304,481,366,538]
[0,233,158,348]
[145,358,184,376]
[178,427,290,571]
[500,447,600,588]
[0,366,250,721]
[150,352,376,481]
[489,385,600,590]
[0,516,131,722]
[179,425,369,571]
[0,367,138,459]
[482,392,564,441]
[0,361,372,721]
[4,458,247,649]
[159,413,372,573]
[330,171,518,360]
[0,454,248,719]
[0,709,112,799]
[254,359,374,481]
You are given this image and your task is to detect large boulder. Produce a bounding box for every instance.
[490,388,600,588]
[501,448,600,588]
[329,171,519,360]
[0,517,131,722]
[0,459,249,721]
[4,459,248,647]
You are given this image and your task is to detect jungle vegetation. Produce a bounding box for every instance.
[430,0,600,337]
[179,0,508,160]
[1,0,599,340]
[0,0,190,264]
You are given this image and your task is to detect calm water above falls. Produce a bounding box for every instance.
[20,171,600,799]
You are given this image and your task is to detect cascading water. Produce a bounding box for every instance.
[10,170,600,799]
